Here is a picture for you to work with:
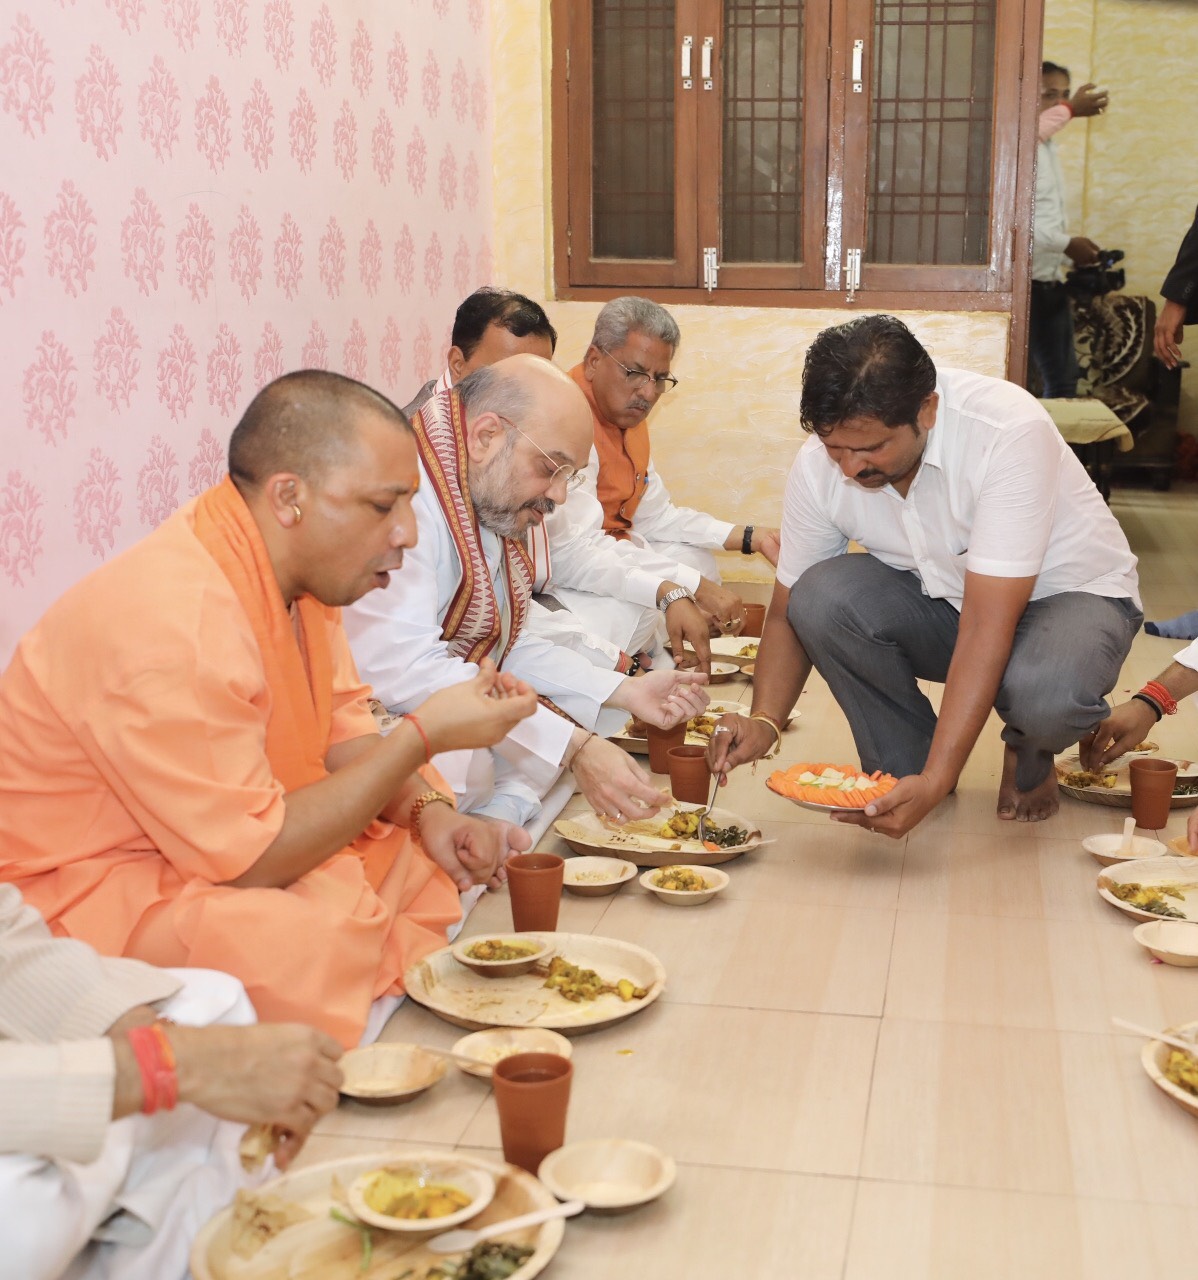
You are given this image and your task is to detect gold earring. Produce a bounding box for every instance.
[291,504,302,523]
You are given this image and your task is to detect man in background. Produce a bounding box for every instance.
[1030,62,1109,397]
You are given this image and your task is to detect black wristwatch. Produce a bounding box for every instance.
[741,525,755,555]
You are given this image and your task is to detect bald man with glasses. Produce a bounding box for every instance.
[552,296,780,651]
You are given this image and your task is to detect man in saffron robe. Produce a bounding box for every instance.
[0,371,538,1048]
[551,296,782,643]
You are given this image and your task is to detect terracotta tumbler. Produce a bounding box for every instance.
[667,744,712,804]
[492,1052,573,1174]
[506,853,564,932]
[646,722,687,773]
[1130,757,1178,830]
[741,603,767,637]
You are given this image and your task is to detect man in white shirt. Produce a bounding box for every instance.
[710,315,1142,837]
[1030,61,1108,397]
[409,287,719,671]
[345,354,709,832]
[554,297,781,650]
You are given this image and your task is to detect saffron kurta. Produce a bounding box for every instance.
[0,483,461,1047]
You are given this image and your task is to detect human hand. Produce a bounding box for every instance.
[1155,299,1187,369]
[1065,236,1101,267]
[694,579,746,635]
[571,735,671,824]
[170,1022,343,1165]
[415,659,537,755]
[831,772,946,838]
[705,713,777,777]
[615,666,709,729]
[755,528,782,567]
[1069,82,1108,117]
[419,805,531,891]
[1187,808,1198,854]
[1078,699,1158,770]
[662,595,712,671]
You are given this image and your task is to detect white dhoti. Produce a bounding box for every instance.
[0,970,255,1280]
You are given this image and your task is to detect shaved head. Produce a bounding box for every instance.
[228,369,411,493]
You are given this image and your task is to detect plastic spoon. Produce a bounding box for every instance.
[427,1199,585,1254]
[1119,816,1136,855]
[1112,1016,1198,1055]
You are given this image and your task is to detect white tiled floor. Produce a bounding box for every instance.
[295,484,1198,1279]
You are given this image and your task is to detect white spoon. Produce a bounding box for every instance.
[1111,1016,1198,1055]
[426,1198,584,1255]
[1119,816,1136,855]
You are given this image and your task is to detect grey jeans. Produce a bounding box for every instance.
[789,555,1143,790]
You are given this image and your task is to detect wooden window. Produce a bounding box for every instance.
[551,0,1043,324]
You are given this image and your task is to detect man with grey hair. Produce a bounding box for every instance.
[345,354,710,836]
[551,296,780,649]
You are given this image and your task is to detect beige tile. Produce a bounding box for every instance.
[286,1130,453,1173]
[899,829,1120,923]
[884,910,1198,1034]
[458,1003,879,1176]
[862,1019,1198,1204]
[597,892,895,1016]
[543,1165,856,1280]
[846,1181,1198,1280]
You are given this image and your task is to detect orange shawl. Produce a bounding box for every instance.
[569,363,652,539]
[193,477,393,889]
[412,387,534,663]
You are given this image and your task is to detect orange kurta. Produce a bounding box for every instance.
[569,363,652,539]
[0,482,460,1047]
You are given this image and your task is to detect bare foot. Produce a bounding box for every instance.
[996,746,1060,822]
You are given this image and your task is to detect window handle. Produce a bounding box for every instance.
[681,35,693,89]
[701,36,714,90]
[851,38,864,93]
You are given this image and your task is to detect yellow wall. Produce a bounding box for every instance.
[492,0,1012,581]
[1044,0,1198,433]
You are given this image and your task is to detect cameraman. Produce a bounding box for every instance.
[1030,61,1109,397]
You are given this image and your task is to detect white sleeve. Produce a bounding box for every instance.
[525,598,624,669]
[344,485,623,769]
[1175,639,1198,673]
[775,444,849,590]
[632,460,735,552]
[965,417,1060,578]
[544,449,701,605]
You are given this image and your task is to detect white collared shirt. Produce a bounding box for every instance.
[1032,137,1072,282]
[776,367,1141,611]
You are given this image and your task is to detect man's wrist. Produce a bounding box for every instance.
[658,585,695,613]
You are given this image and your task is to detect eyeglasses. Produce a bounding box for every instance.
[495,414,587,490]
[600,348,678,395]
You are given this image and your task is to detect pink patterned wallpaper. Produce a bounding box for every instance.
[0,0,493,662]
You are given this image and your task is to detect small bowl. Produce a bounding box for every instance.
[706,661,740,685]
[451,934,553,978]
[1133,919,1198,967]
[1082,833,1169,867]
[563,856,637,897]
[538,1139,676,1213]
[740,661,756,680]
[639,865,730,906]
[338,1043,447,1105]
[451,1027,574,1078]
[348,1160,495,1231]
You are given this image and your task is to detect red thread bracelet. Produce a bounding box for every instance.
[127,1025,178,1114]
[1141,681,1178,716]
[402,713,432,762]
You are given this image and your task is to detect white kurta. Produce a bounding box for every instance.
[1,969,254,1280]
[543,446,733,650]
[344,465,626,827]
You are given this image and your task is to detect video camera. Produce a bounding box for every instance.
[1064,248,1125,301]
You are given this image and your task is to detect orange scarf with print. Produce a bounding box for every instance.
[412,387,533,664]
[569,362,651,540]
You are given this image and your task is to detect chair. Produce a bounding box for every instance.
[1072,294,1184,491]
